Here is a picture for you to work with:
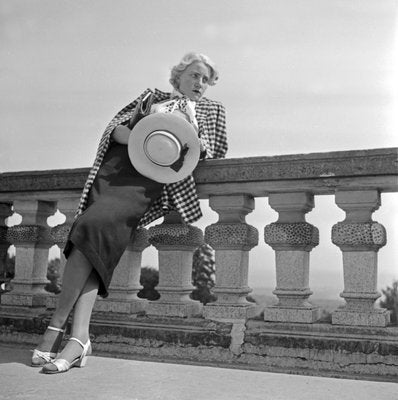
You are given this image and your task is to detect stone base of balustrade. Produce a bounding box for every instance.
[45,293,148,314]
[1,292,48,308]
[145,300,203,318]
[1,310,398,381]
[203,303,257,322]
[45,294,59,309]
[332,308,391,327]
[0,304,48,320]
[94,298,147,314]
[264,305,321,323]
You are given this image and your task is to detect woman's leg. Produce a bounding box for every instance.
[36,248,94,353]
[54,270,98,362]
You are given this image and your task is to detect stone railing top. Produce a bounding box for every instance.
[0,148,397,201]
[0,168,88,201]
[195,147,398,181]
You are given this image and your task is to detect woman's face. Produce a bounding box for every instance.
[177,61,211,101]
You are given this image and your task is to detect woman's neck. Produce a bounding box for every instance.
[171,89,195,102]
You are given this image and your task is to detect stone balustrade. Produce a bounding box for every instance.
[263,192,320,323]
[0,148,397,329]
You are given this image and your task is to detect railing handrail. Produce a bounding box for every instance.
[1,148,397,200]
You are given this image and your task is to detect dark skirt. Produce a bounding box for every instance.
[64,142,163,297]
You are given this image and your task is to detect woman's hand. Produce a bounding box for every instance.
[199,138,209,159]
[111,125,131,145]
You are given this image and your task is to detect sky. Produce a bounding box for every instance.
[1,0,397,298]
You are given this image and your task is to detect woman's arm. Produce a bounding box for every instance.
[198,102,228,160]
[109,88,154,145]
[212,103,228,158]
[111,125,131,144]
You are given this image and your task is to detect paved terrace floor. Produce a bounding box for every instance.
[0,344,396,400]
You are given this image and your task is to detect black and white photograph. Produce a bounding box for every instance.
[0,1,397,399]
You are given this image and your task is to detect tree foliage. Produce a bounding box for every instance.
[138,266,160,300]
[0,253,15,278]
[380,280,398,325]
[190,243,217,305]
[0,253,15,293]
[45,258,62,294]
[137,245,218,305]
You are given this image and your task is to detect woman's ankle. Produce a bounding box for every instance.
[69,332,90,343]
[49,315,68,331]
[37,328,64,353]
[56,336,89,362]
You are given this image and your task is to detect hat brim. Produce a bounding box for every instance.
[128,113,200,184]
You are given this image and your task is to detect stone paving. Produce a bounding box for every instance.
[0,344,396,400]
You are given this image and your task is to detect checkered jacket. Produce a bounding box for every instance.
[76,88,228,227]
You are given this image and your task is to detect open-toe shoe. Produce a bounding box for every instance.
[31,326,65,367]
[41,337,91,374]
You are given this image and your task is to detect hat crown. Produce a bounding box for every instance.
[144,131,182,166]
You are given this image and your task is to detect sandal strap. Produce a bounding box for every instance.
[69,337,85,348]
[69,337,91,356]
[32,349,57,362]
[51,358,71,372]
[47,326,64,333]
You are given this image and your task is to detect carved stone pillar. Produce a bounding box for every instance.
[94,228,150,314]
[331,190,390,327]
[2,200,56,307]
[203,195,258,322]
[264,193,320,323]
[146,212,204,317]
[0,203,13,294]
[47,197,80,309]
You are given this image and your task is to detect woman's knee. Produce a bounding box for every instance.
[65,248,93,275]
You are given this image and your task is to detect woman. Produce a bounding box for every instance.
[32,52,228,374]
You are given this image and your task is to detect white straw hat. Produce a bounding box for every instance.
[128,113,200,184]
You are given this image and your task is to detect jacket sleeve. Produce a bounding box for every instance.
[201,102,228,160]
[198,101,228,160]
[213,103,228,159]
[109,89,152,128]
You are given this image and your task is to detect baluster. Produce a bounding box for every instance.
[94,228,150,313]
[331,190,390,326]
[264,192,320,323]
[2,200,56,307]
[146,212,203,317]
[47,197,80,309]
[0,203,13,296]
[204,195,258,321]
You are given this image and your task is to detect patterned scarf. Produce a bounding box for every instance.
[151,90,198,131]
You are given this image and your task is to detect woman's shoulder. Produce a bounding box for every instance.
[134,88,171,102]
[197,96,225,111]
[152,88,171,101]
[199,96,222,105]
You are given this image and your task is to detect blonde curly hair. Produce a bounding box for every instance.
[170,52,219,90]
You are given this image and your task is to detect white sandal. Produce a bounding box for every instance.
[31,326,65,367]
[41,337,91,374]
